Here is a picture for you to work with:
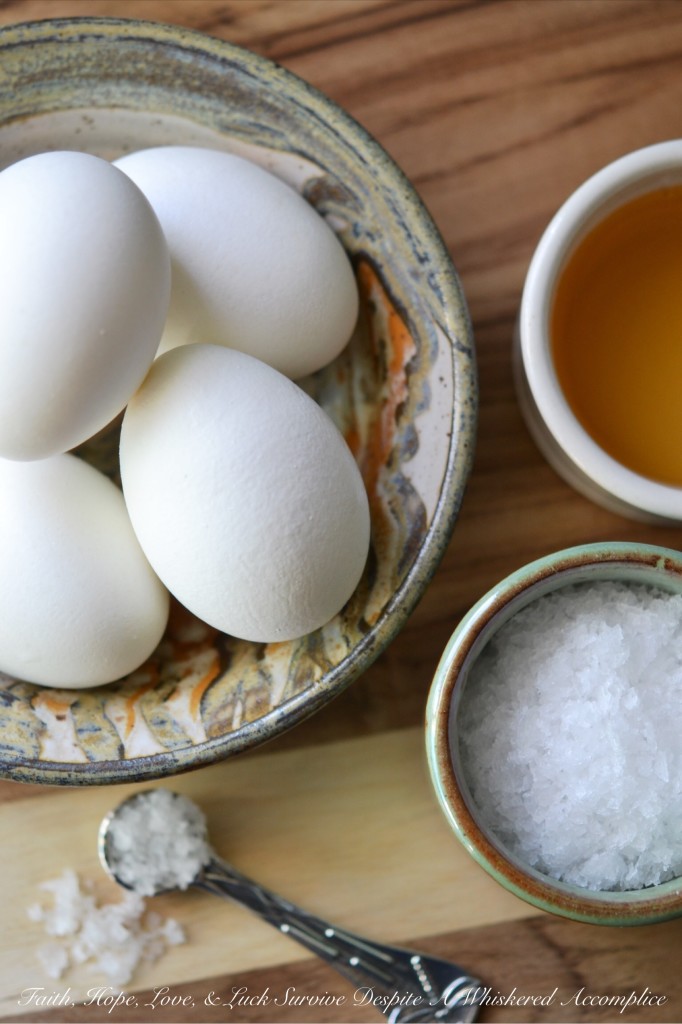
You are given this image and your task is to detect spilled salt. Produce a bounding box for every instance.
[457,580,682,891]
[28,868,185,987]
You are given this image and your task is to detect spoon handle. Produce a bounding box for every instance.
[194,855,481,1022]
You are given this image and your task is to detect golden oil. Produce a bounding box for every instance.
[551,186,682,487]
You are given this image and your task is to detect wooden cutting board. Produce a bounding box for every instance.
[2,728,682,1023]
[0,728,528,1020]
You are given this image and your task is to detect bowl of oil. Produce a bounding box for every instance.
[515,139,682,523]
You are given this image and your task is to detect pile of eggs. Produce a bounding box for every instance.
[0,146,370,689]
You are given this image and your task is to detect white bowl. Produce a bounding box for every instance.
[515,139,682,524]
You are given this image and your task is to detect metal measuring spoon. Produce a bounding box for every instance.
[98,789,482,1023]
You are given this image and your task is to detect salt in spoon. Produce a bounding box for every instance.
[98,789,482,1023]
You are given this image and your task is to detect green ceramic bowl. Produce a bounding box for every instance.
[426,542,682,925]
[0,18,476,784]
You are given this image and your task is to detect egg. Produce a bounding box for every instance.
[0,151,170,461]
[0,454,169,687]
[114,145,359,379]
[120,344,370,643]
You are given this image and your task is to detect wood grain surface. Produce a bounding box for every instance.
[2,1,682,1022]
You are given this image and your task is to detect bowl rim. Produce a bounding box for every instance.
[426,541,682,925]
[517,139,682,522]
[0,16,477,785]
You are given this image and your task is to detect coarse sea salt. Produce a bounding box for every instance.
[106,789,211,896]
[457,580,682,892]
[27,868,185,988]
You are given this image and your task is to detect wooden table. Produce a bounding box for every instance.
[3,2,682,1022]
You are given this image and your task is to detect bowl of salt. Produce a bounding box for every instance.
[426,541,682,925]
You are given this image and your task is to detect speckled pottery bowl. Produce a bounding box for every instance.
[0,18,476,785]
[426,542,682,925]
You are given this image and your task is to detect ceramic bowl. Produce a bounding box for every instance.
[426,542,682,925]
[515,140,682,524]
[0,18,476,784]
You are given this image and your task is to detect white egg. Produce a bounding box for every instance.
[120,344,370,643]
[114,145,358,379]
[0,151,171,461]
[0,454,169,687]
